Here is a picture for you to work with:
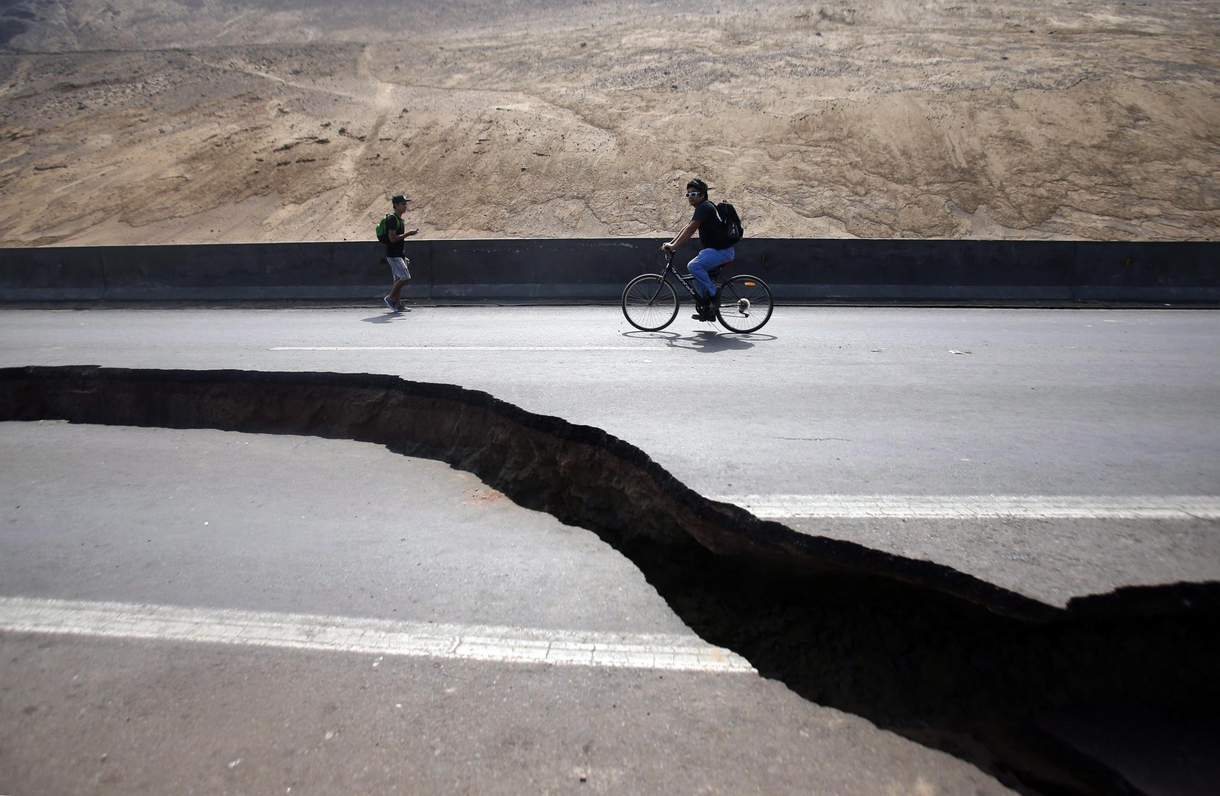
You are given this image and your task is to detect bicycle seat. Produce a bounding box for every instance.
[708,261,734,275]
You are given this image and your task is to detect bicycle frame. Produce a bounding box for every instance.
[657,251,726,300]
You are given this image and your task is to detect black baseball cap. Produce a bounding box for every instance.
[392,194,407,204]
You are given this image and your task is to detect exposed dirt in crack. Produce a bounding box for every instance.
[2,365,1217,795]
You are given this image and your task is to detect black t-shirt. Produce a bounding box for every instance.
[692,200,729,250]
[384,214,405,257]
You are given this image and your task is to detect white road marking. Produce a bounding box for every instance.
[0,597,754,674]
[271,346,646,352]
[710,495,1220,521]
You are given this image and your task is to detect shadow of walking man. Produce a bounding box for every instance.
[361,311,411,324]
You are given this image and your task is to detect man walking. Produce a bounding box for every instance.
[381,193,418,311]
[662,178,735,321]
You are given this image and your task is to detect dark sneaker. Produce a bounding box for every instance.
[383,295,398,311]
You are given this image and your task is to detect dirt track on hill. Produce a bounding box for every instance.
[1,0,1217,245]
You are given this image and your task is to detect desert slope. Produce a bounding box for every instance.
[1,0,1217,245]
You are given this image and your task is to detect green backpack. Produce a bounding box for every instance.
[375,213,398,245]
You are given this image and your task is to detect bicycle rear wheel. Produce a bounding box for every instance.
[715,275,774,333]
[621,274,679,331]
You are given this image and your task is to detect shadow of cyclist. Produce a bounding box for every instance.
[672,330,755,353]
[621,330,776,353]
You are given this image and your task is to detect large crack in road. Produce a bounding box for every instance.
[2,365,1217,795]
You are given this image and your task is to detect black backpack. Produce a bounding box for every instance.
[716,201,744,244]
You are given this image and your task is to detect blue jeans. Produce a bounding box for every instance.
[687,246,735,298]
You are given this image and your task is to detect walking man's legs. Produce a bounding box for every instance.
[385,257,412,309]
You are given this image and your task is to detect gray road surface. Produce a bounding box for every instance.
[0,422,1006,795]
[3,305,1218,603]
[2,304,1218,795]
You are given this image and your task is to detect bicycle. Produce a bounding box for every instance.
[621,249,774,333]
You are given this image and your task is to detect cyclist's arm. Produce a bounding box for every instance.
[664,219,700,250]
[388,225,418,243]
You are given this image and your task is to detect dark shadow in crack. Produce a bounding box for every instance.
[1,365,1216,796]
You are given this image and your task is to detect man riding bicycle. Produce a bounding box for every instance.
[662,177,736,321]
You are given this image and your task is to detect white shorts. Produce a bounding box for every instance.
[387,256,411,281]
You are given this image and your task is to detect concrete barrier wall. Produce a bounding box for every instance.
[1,239,1216,302]
[0,246,109,300]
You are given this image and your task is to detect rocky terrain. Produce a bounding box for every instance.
[0,0,1217,244]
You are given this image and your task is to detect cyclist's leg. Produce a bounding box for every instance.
[710,247,735,297]
[690,247,735,297]
[686,249,720,299]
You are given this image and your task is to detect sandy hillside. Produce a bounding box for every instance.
[0,0,1217,245]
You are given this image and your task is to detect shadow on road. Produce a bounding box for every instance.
[361,311,412,324]
[622,330,777,353]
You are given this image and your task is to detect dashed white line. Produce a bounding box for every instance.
[0,597,754,674]
[710,495,1220,520]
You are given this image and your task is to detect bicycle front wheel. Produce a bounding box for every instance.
[715,275,774,333]
[621,274,679,331]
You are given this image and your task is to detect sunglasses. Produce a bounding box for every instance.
[684,191,702,198]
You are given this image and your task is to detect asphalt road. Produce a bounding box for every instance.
[2,304,1218,794]
[3,305,1218,602]
[1,423,1005,795]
